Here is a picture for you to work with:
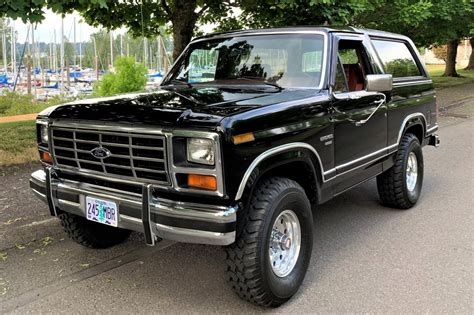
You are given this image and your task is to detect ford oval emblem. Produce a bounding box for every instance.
[90,147,111,159]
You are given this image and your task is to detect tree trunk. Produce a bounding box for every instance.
[465,38,474,70]
[171,0,198,61]
[442,39,459,77]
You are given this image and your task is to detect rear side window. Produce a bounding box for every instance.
[371,39,422,78]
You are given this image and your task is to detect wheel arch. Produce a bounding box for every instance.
[398,113,427,145]
[235,143,324,207]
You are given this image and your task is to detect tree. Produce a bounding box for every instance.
[353,0,474,77]
[0,0,229,61]
[92,56,147,96]
[466,38,474,70]
[214,0,367,31]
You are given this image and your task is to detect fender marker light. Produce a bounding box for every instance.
[188,174,217,191]
[232,132,255,145]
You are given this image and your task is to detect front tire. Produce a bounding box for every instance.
[377,133,424,209]
[226,177,313,307]
[59,212,131,248]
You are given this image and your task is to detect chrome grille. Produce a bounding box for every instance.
[51,127,169,185]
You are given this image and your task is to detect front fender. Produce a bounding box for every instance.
[235,145,323,207]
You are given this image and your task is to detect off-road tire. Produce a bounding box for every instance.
[59,212,131,248]
[226,177,313,307]
[377,133,424,209]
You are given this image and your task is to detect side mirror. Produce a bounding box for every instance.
[366,74,393,92]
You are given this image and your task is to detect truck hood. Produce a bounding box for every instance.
[42,87,319,129]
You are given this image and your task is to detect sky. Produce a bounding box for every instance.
[14,10,103,44]
[13,9,216,44]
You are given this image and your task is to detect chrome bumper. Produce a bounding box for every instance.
[29,169,237,246]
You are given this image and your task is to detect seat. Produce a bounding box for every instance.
[343,64,365,91]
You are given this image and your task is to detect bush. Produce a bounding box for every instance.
[93,56,148,96]
[0,90,67,117]
[0,90,32,115]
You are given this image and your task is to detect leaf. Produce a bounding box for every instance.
[3,217,22,225]
[42,236,53,247]
[15,243,25,250]
[0,252,7,262]
[33,248,46,255]
[80,263,90,268]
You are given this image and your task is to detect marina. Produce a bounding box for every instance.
[0,17,171,101]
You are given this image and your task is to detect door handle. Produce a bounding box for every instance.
[354,94,387,127]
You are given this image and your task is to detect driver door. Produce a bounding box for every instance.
[330,35,388,192]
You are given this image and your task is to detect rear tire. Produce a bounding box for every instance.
[226,177,313,307]
[377,133,424,209]
[59,212,131,248]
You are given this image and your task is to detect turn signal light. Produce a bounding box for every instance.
[187,174,217,191]
[40,151,53,164]
[232,132,255,145]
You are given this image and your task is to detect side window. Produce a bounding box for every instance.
[371,39,422,78]
[336,40,372,92]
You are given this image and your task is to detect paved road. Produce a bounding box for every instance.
[0,115,472,313]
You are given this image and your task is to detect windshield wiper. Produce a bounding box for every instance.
[235,77,283,91]
[164,79,193,88]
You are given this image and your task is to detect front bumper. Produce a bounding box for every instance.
[29,168,237,246]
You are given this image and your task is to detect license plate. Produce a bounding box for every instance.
[86,196,118,227]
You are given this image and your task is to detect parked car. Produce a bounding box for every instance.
[30,27,439,307]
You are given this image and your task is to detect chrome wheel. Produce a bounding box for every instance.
[406,152,418,192]
[269,209,301,277]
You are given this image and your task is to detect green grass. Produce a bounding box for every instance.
[426,65,474,89]
[0,120,38,166]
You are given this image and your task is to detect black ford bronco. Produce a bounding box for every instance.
[30,27,439,307]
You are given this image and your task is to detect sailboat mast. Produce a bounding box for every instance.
[53,29,56,71]
[2,31,7,74]
[79,22,82,69]
[120,33,123,56]
[31,24,37,99]
[10,19,15,79]
[73,17,76,67]
[49,41,52,70]
[60,18,64,95]
[143,37,147,67]
[92,36,98,80]
[110,31,113,68]
[157,36,161,72]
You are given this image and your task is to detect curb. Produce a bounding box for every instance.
[439,96,474,110]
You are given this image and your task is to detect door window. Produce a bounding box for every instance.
[334,58,348,93]
[335,40,372,92]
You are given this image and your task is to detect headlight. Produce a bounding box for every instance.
[40,124,49,143]
[187,138,215,165]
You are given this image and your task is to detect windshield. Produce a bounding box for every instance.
[164,34,325,89]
